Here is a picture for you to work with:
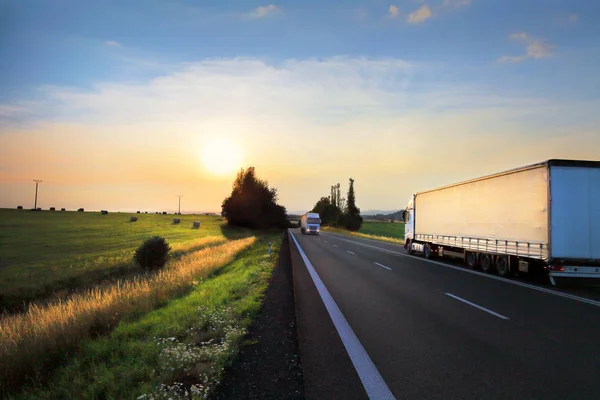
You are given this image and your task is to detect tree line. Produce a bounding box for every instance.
[310,178,363,231]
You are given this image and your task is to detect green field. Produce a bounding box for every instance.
[0,208,250,311]
[359,220,405,239]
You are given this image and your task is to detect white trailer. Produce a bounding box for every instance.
[301,212,321,235]
[401,159,600,285]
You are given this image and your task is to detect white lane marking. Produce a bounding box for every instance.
[445,293,510,320]
[347,251,356,255]
[374,262,391,271]
[333,244,338,248]
[290,232,396,400]
[324,234,600,308]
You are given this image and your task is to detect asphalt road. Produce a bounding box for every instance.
[289,229,600,400]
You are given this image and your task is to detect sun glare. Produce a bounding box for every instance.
[201,138,243,176]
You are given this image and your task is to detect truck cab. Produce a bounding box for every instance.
[401,196,415,252]
[301,212,321,235]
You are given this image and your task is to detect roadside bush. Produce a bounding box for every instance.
[134,236,171,271]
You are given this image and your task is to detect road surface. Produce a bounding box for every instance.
[289,229,600,400]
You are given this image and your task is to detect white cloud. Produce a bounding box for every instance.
[246,4,280,19]
[2,56,598,211]
[498,33,554,63]
[407,5,432,24]
[388,4,400,18]
[104,40,122,47]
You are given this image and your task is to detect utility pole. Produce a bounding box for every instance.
[177,195,183,215]
[33,179,42,210]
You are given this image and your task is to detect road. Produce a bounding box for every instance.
[289,229,600,400]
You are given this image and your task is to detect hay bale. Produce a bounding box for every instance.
[101,210,108,215]
[137,211,141,214]
[36,208,41,211]
[17,205,23,210]
[162,211,167,215]
[61,208,66,211]
[193,221,200,228]
[78,208,84,212]
[130,216,138,222]
[50,207,55,211]
[144,211,148,214]
[173,218,180,224]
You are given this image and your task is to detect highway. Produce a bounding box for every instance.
[289,230,600,400]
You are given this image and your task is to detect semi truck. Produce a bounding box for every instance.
[401,159,600,285]
[301,212,321,235]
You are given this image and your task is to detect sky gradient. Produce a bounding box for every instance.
[1,0,600,214]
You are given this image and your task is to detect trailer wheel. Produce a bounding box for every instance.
[496,255,510,277]
[480,254,493,273]
[465,252,479,269]
[424,244,432,259]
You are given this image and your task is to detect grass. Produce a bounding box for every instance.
[12,233,282,400]
[0,208,250,311]
[323,220,405,245]
[0,237,255,394]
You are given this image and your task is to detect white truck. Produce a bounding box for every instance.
[401,159,600,285]
[301,212,321,235]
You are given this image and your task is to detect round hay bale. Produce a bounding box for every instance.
[61,208,66,211]
[101,210,108,215]
[193,221,200,228]
[17,205,23,210]
[50,207,56,211]
[130,216,138,222]
[78,208,84,212]
[173,218,181,224]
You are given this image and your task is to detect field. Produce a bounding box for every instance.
[359,220,405,239]
[0,207,283,397]
[0,208,250,311]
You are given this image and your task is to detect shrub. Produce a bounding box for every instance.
[134,236,171,272]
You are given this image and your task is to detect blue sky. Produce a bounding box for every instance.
[1,0,600,213]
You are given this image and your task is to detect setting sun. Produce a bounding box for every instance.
[201,138,243,176]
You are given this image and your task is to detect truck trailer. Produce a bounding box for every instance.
[301,212,321,235]
[401,159,600,285]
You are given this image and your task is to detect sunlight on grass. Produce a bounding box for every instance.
[0,237,255,393]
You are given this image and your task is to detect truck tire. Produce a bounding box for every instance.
[406,240,415,255]
[465,251,478,269]
[424,244,432,259]
[496,255,510,277]
[480,254,493,273]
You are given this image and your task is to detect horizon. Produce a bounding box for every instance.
[2,0,600,213]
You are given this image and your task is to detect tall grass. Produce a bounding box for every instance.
[0,237,255,393]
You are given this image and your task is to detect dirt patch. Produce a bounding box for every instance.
[212,233,304,400]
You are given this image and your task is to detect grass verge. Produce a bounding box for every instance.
[322,226,405,245]
[0,237,255,394]
[11,234,281,400]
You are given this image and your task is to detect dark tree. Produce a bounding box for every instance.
[311,196,343,226]
[221,167,288,229]
[344,178,363,231]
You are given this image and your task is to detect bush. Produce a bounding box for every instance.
[134,236,171,271]
[345,214,363,232]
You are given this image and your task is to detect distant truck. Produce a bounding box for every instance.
[401,159,600,285]
[301,212,321,235]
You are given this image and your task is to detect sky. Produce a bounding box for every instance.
[1,0,600,214]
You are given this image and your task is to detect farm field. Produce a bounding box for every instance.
[0,208,251,311]
[359,220,405,239]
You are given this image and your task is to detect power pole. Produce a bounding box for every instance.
[33,179,42,210]
[177,195,183,215]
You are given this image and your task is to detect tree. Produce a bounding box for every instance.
[221,167,288,229]
[344,178,363,231]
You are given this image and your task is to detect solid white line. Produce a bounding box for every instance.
[347,251,356,255]
[333,244,338,248]
[374,262,391,271]
[290,232,396,400]
[445,293,510,320]
[324,234,600,308]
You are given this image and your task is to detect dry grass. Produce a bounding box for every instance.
[0,237,255,393]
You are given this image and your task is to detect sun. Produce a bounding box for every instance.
[201,138,243,176]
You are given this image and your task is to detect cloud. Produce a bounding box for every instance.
[568,13,578,23]
[388,4,400,18]
[246,4,280,19]
[407,5,432,24]
[2,56,598,212]
[104,40,122,47]
[443,0,472,7]
[498,33,554,63]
